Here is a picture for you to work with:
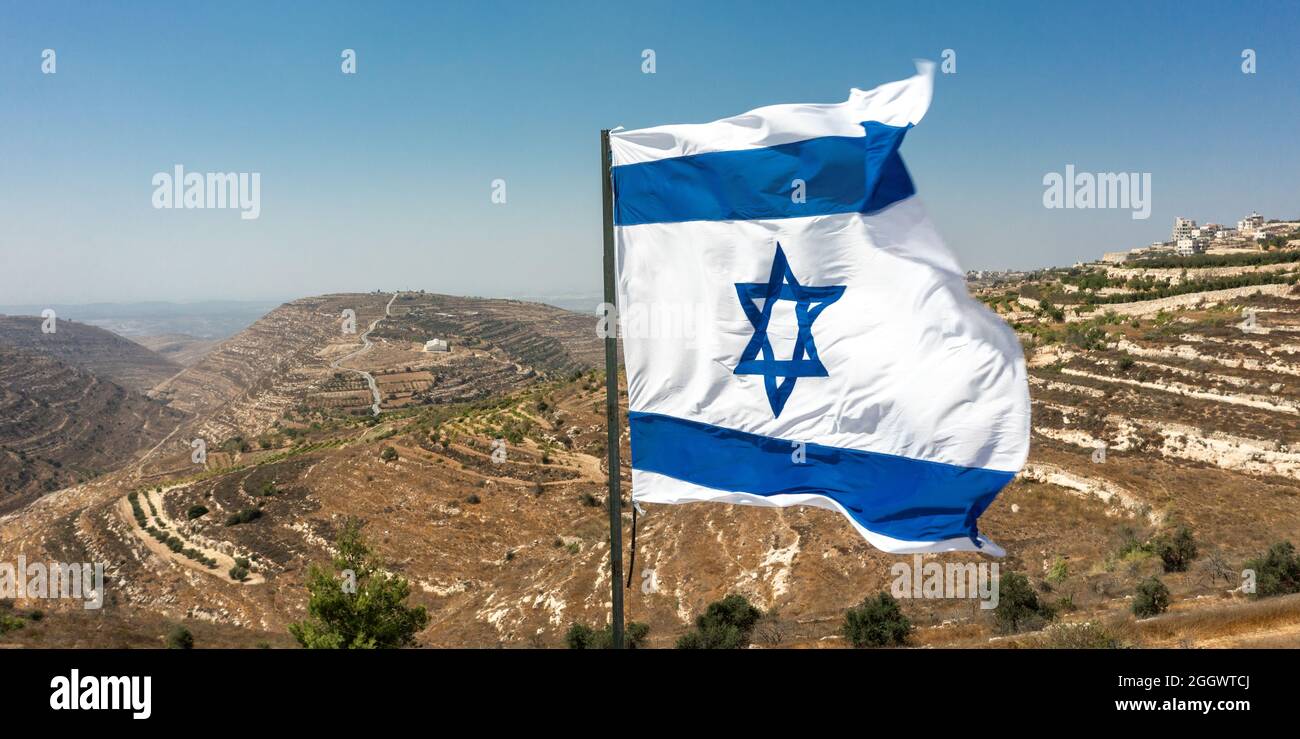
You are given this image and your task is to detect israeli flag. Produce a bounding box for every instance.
[609,63,1029,555]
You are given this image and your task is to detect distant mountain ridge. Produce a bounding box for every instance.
[0,315,180,393]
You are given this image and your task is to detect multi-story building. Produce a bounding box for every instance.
[1172,217,1197,242]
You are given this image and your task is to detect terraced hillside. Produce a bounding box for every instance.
[0,346,183,510]
[3,275,1299,649]
[144,294,393,474]
[370,293,601,378]
[0,315,181,393]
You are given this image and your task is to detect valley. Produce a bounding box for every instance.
[1,264,1299,649]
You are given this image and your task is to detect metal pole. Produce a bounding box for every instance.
[600,128,625,649]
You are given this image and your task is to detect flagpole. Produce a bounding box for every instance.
[599,128,625,649]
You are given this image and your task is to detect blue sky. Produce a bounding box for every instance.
[2,0,1298,305]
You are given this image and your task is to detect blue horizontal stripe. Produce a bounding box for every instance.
[613,122,915,226]
[629,411,1011,546]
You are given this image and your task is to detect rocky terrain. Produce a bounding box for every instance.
[2,265,1299,648]
[133,334,223,367]
[0,315,180,393]
[0,345,183,511]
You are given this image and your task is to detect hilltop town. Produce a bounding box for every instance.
[1106,211,1300,262]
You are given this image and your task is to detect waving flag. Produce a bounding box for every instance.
[609,62,1029,555]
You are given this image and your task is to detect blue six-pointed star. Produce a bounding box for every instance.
[734,243,845,418]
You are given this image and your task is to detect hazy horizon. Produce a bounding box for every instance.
[4,0,1299,305]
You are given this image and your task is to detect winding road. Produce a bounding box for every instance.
[331,292,396,416]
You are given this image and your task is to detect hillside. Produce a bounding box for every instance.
[2,279,1299,649]
[0,346,184,511]
[0,315,181,393]
[132,334,223,367]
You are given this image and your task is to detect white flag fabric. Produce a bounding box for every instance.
[609,62,1029,555]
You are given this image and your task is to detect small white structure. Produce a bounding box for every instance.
[423,338,449,353]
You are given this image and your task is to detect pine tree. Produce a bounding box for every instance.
[289,519,429,648]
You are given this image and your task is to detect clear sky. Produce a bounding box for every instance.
[2,1,1298,305]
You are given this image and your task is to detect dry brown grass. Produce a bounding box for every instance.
[1134,592,1300,647]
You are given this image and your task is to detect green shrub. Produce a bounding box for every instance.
[1244,541,1300,599]
[842,592,912,647]
[565,622,650,649]
[166,626,194,649]
[1133,577,1170,617]
[379,446,398,462]
[225,508,263,526]
[564,623,595,649]
[229,565,250,582]
[186,505,209,520]
[1046,556,1069,584]
[994,572,1054,634]
[288,518,429,649]
[0,613,24,635]
[1155,525,1198,573]
[675,594,762,649]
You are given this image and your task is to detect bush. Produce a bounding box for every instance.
[289,518,429,649]
[993,572,1054,634]
[1046,556,1069,584]
[675,594,762,649]
[564,621,650,649]
[465,494,481,505]
[166,626,194,649]
[229,565,250,582]
[186,505,209,520]
[225,508,263,526]
[1244,541,1300,599]
[1155,525,1198,573]
[564,623,595,649]
[842,592,912,647]
[0,613,25,635]
[379,446,398,462]
[1132,577,1170,617]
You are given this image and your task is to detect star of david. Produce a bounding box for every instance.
[733,243,844,418]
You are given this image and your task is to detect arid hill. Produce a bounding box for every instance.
[3,276,1300,649]
[132,334,222,367]
[0,346,183,511]
[0,315,181,393]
